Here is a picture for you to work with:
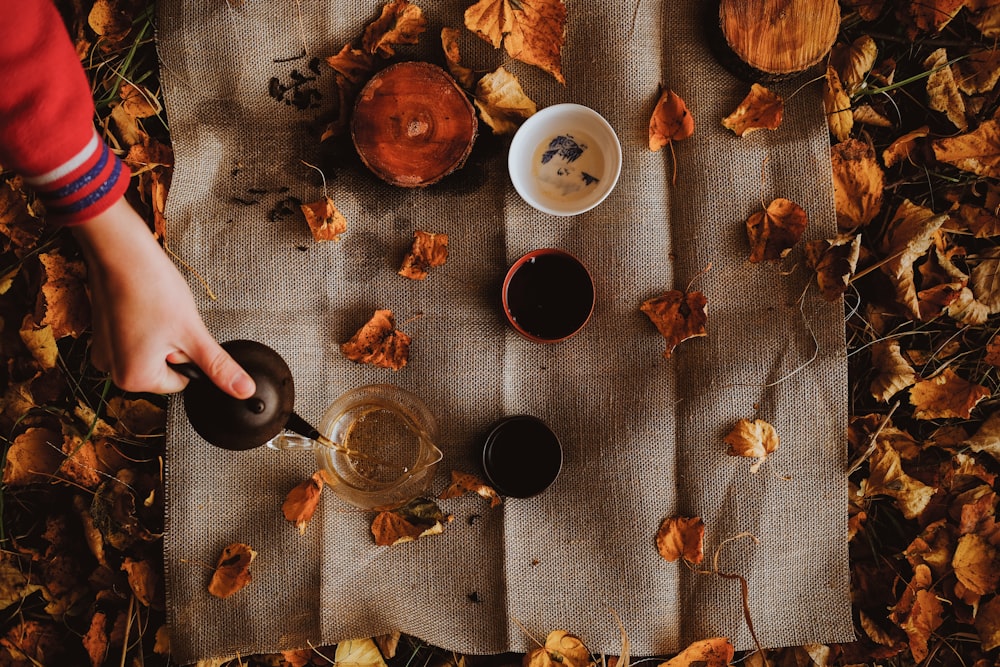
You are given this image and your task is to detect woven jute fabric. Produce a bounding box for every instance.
[156,1,854,663]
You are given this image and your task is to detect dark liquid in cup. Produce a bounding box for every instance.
[505,253,594,341]
[482,416,562,498]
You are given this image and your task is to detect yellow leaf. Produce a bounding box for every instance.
[721,84,784,137]
[831,34,877,95]
[869,339,917,402]
[19,313,58,370]
[724,418,779,473]
[831,138,884,230]
[474,66,537,137]
[824,65,853,142]
[910,367,990,420]
[863,441,936,519]
[953,533,1000,596]
[654,516,704,564]
[464,0,567,84]
[924,48,967,131]
[361,0,427,58]
[882,125,929,168]
[933,119,1000,178]
[335,638,388,667]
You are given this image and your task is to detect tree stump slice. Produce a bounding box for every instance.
[351,61,478,188]
[715,0,840,81]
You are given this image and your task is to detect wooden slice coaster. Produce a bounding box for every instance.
[711,0,840,81]
[351,61,478,188]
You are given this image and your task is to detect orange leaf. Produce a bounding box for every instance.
[438,470,502,507]
[654,515,704,564]
[724,418,779,474]
[300,196,347,242]
[340,309,411,371]
[441,27,475,90]
[868,339,917,402]
[398,230,449,280]
[889,564,944,662]
[879,199,949,320]
[649,87,694,151]
[282,471,326,535]
[371,498,451,546]
[882,125,929,168]
[121,557,161,608]
[933,119,1000,179]
[746,197,808,263]
[831,138,884,230]
[863,440,936,519]
[207,543,256,599]
[910,367,990,420]
[658,638,734,667]
[524,630,591,667]
[639,290,707,359]
[465,0,567,84]
[721,84,783,137]
[924,48,967,131]
[953,533,1000,597]
[326,44,377,86]
[804,233,861,302]
[2,427,63,486]
[362,0,427,58]
[37,251,90,339]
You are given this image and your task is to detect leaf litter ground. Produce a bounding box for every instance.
[6,1,1000,666]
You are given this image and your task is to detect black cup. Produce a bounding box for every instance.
[481,415,562,498]
[502,248,595,343]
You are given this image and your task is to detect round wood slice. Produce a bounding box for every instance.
[714,0,840,81]
[351,61,477,188]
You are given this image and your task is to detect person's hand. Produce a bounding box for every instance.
[71,197,256,398]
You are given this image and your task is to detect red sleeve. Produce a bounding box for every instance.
[0,0,129,224]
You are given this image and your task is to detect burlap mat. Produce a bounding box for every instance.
[156,1,854,663]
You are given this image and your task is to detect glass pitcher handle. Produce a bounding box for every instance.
[266,430,317,451]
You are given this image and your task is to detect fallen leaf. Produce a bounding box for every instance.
[36,252,90,339]
[464,0,567,84]
[746,197,808,262]
[966,411,1000,461]
[371,497,452,546]
[889,564,944,662]
[933,119,1000,179]
[88,0,131,47]
[639,290,708,359]
[398,230,449,280]
[441,27,475,90]
[19,313,58,369]
[2,427,64,486]
[282,471,326,535]
[0,559,43,611]
[831,34,878,95]
[207,543,256,599]
[340,309,411,371]
[953,200,1000,238]
[474,66,537,136]
[524,630,591,667]
[971,246,1000,313]
[118,82,160,120]
[976,594,1000,651]
[852,104,892,128]
[879,199,949,320]
[362,0,427,58]
[335,638,388,667]
[863,440,936,519]
[438,470,502,507]
[953,533,1000,596]
[654,515,704,564]
[824,65,853,142]
[724,418,779,473]
[869,339,917,402]
[658,638,734,667]
[841,0,885,21]
[121,557,161,608]
[970,2,1000,39]
[910,367,990,420]
[326,44,378,86]
[300,196,347,242]
[804,233,861,301]
[924,48,967,131]
[906,0,965,36]
[373,632,401,659]
[954,48,1000,95]
[831,138,884,230]
[883,125,929,168]
[649,87,694,185]
[721,84,783,137]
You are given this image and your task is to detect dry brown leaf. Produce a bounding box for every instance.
[207,543,256,599]
[326,44,378,86]
[955,48,1000,95]
[869,339,917,402]
[746,197,808,262]
[118,82,159,120]
[824,65,853,142]
[863,440,936,519]
[953,533,1000,596]
[121,557,161,608]
[2,427,63,486]
[953,201,1000,237]
[879,199,949,319]
[639,290,707,359]
[852,104,892,128]
[649,87,695,151]
[399,230,449,280]
[441,27,475,90]
[889,564,944,662]
[523,630,591,667]
[474,66,538,136]
[804,233,861,301]
[36,252,90,339]
[654,515,704,564]
[831,138,884,230]
[977,595,1000,651]
[842,0,885,21]
[438,470,502,507]
[335,638,388,667]
[340,309,411,371]
[371,497,452,546]
[971,246,1000,313]
[658,638,734,667]
[883,125,929,168]
[906,0,965,35]
[970,1,1000,38]
[300,196,347,242]
[373,632,401,659]
[362,0,427,58]
[724,418,779,473]
[966,410,1000,461]
[721,84,783,137]
[19,313,58,370]
[924,48,967,131]
[933,119,1000,178]
[282,471,326,535]
[910,367,990,420]
[464,0,567,84]
[831,34,878,95]
[88,0,131,46]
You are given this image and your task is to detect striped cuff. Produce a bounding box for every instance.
[24,133,131,225]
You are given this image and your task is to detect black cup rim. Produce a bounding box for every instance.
[501,248,595,344]
[481,415,563,498]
